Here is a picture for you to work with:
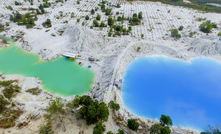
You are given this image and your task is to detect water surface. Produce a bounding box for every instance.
[122,56,221,131]
[0,37,95,97]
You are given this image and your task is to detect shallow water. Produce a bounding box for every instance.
[122,56,221,131]
[0,37,95,97]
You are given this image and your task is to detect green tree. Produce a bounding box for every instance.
[161,126,171,134]
[93,121,106,134]
[93,20,99,27]
[25,13,31,18]
[15,11,22,20]
[218,32,221,36]
[96,14,101,20]
[117,16,122,21]
[108,101,120,111]
[36,9,41,14]
[117,129,125,134]
[150,124,161,134]
[28,18,34,25]
[160,115,173,126]
[138,12,142,19]
[21,17,27,24]
[85,15,89,20]
[171,29,178,37]
[77,18,80,22]
[107,131,114,134]
[91,9,95,14]
[127,119,139,131]
[175,33,181,39]
[133,13,137,18]
[79,95,92,106]
[108,17,113,26]
[10,15,14,22]
[178,26,184,31]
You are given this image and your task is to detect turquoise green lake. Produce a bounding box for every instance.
[0,36,95,97]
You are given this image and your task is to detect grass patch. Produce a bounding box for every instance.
[0,109,24,128]
[26,88,42,95]
[0,24,4,32]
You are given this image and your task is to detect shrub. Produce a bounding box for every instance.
[117,16,122,21]
[117,129,125,134]
[11,102,16,107]
[178,26,184,31]
[218,32,221,36]
[175,33,181,39]
[96,14,101,20]
[77,1,80,4]
[127,119,139,131]
[82,22,85,26]
[5,22,9,26]
[189,31,197,37]
[138,12,142,19]
[107,131,114,134]
[71,12,74,18]
[7,6,13,10]
[137,47,141,51]
[39,124,54,134]
[95,7,99,11]
[77,18,80,22]
[42,18,52,28]
[141,34,144,38]
[85,15,89,20]
[46,98,64,115]
[117,3,121,8]
[116,12,119,15]
[91,9,95,14]
[93,121,106,134]
[15,1,21,5]
[25,13,31,18]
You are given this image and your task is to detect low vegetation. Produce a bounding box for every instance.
[26,88,42,95]
[0,80,23,129]
[126,0,221,13]
[218,32,221,36]
[42,19,52,28]
[39,124,54,134]
[0,24,4,32]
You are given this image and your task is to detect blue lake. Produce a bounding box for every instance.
[121,56,221,131]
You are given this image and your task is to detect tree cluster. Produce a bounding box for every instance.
[150,115,173,134]
[129,12,142,26]
[76,95,109,125]
[171,29,181,39]
[199,20,217,33]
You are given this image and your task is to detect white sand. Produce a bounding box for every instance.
[0,0,221,133]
